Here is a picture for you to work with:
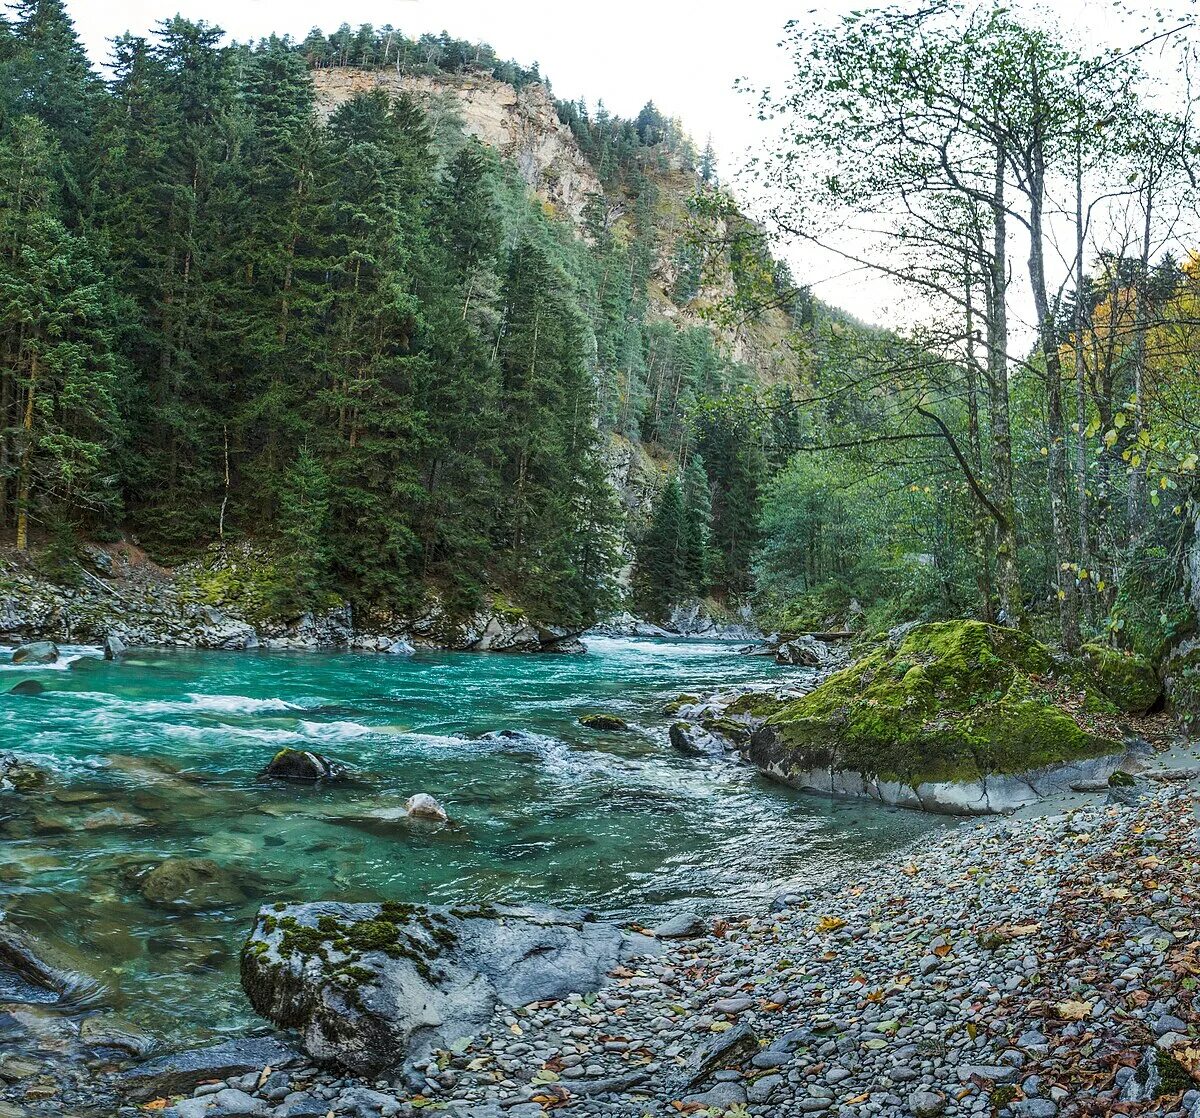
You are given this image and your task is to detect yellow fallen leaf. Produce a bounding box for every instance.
[902,863,919,876]
[816,916,846,933]
[141,1103,168,1112]
[846,1093,870,1104]
[1100,886,1130,900]
[1056,999,1093,1021]
[710,1020,732,1032]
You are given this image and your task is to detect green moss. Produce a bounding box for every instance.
[579,713,630,732]
[724,692,791,720]
[989,1084,1018,1108]
[490,593,526,622]
[662,695,699,716]
[701,717,751,744]
[758,621,1122,787]
[265,904,460,985]
[1083,643,1161,714]
[1155,1049,1193,1096]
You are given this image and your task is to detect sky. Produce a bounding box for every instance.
[66,0,1198,324]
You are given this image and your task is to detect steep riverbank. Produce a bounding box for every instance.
[44,779,1198,1118]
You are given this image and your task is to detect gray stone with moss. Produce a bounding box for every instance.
[240,901,654,1077]
[1082,643,1161,714]
[749,620,1131,815]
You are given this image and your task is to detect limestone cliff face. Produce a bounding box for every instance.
[311,69,602,227]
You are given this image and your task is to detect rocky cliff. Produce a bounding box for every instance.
[309,68,803,380]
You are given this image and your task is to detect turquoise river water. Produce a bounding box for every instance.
[0,637,947,1049]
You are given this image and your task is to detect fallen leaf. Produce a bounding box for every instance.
[141,1102,168,1112]
[1056,999,1093,1021]
[846,1093,870,1104]
[817,915,847,933]
[933,942,953,958]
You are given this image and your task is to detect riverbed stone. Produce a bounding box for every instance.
[10,641,58,665]
[118,1037,301,1101]
[260,749,347,783]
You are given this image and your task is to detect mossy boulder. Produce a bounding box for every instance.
[578,713,630,732]
[1083,643,1161,714]
[241,901,637,1076]
[751,621,1123,794]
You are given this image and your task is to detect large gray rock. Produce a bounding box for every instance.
[775,635,825,667]
[241,902,646,1076]
[11,641,58,665]
[103,632,127,660]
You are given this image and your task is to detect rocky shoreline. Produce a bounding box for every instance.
[0,544,585,656]
[14,778,1193,1118]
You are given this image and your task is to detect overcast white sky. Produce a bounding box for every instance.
[66,1,1198,323]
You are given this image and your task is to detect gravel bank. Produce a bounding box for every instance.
[90,778,1200,1118]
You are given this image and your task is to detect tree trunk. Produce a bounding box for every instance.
[987,142,1024,628]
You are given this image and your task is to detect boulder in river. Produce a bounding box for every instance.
[8,679,44,696]
[579,712,630,732]
[260,748,347,783]
[404,793,448,821]
[11,641,58,665]
[103,633,127,661]
[241,901,652,1076]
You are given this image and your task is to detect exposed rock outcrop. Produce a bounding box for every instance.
[241,902,653,1076]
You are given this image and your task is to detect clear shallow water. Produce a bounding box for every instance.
[0,637,947,1047]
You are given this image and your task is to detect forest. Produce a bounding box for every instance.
[741,1,1200,669]
[2,0,1199,668]
[0,1,801,631]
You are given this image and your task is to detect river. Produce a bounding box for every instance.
[0,637,947,1049]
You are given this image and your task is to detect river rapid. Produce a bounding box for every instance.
[0,637,947,1050]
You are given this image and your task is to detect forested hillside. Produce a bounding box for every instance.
[0,2,820,632]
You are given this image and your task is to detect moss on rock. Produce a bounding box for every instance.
[1083,643,1161,714]
[753,621,1122,788]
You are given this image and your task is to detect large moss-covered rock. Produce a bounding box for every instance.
[1083,643,1161,714]
[241,902,649,1076]
[750,621,1124,808]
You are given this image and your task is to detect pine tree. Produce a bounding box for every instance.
[634,476,688,621]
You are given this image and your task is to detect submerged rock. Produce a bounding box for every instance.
[9,679,45,696]
[0,920,104,1006]
[578,712,630,732]
[79,1012,156,1057]
[403,793,448,822]
[749,621,1130,815]
[135,857,248,909]
[260,748,347,783]
[241,902,648,1076]
[11,641,58,665]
